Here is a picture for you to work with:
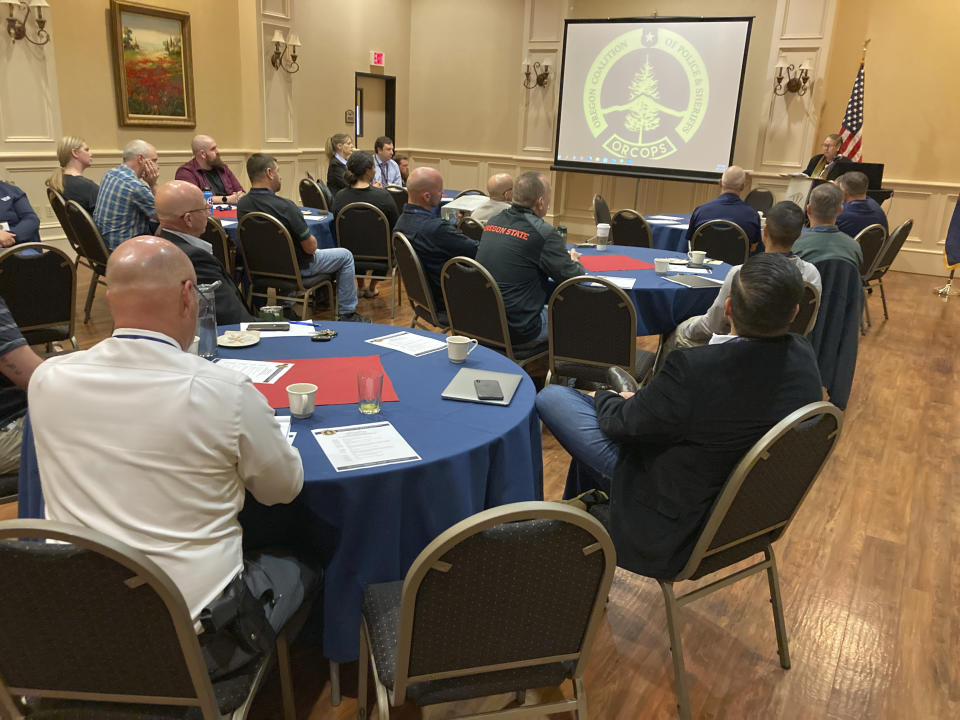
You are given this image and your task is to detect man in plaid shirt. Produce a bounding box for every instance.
[93,139,160,248]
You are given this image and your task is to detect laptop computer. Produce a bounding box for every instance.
[441,368,524,406]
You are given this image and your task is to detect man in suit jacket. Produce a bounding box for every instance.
[536,254,823,578]
[685,166,763,254]
[802,133,845,178]
[155,181,254,325]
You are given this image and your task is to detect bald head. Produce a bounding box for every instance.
[106,236,199,350]
[721,166,747,194]
[407,167,444,210]
[486,173,514,202]
[156,180,208,235]
[191,134,223,171]
[192,134,213,155]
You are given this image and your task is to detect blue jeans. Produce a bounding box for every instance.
[535,385,620,496]
[301,248,358,314]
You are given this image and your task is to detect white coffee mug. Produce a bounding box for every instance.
[654,258,671,275]
[447,335,478,364]
[287,382,318,419]
[689,250,707,266]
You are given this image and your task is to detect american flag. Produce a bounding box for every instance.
[838,61,865,161]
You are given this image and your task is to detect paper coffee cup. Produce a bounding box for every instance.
[287,383,318,419]
[596,223,611,238]
[654,258,671,275]
[689,250,707,265]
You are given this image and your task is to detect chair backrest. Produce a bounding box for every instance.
[237,211,303,285]
[744,188,774,213]
[869,218,913,281]
[46,187,83,258]
[676,402,844,582]
[64,200,111,271]
[298,177,329,213]
[199,215,233,275]
[457,215,484,242]
[0,243,76,341]
[335,202,391,263]
[441,256,516,358]
[690,219,750,266]
[548,276,637,382]
[385,184,408,216]
[853,223,887,279]
[0,519,222,719]
[790,281,821,336]
[453,189,487,199]
[393,231,444,328]
[592,194,612,225]
[610,209,652,247]
[390,502,616,701]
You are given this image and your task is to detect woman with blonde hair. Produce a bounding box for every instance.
[46,136,99,213]
[325,133,354,193]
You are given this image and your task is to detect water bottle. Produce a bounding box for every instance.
[196,281,220,358]
[203,190,214,207]
[557,225,568,243]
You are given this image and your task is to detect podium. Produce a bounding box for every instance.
[785,176,828,209]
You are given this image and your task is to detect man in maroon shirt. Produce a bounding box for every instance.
[175,134,244,204]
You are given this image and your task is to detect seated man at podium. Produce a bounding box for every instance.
[803,134,845,179]
[686,166,762,254]
[836,171,888,238]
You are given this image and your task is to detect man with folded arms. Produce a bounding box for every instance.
[94,139,159,249]
[175,134,244,205]
[686,165,763,254]
[836,171,888,238]
[536,254,823,578]
[30,236,315,678]
[470,172,514,226]
[155,180,254,325]
[238,153,368,322]
[394,166,478,314]
[668,201,821,351]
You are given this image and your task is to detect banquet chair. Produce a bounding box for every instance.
[385,184,408,217]
[392,232,449,332]
[853,223,887,333]
[744,188,774,213]
[46,187,84,260]
[456,215,484,242]
[546,276,655,388]
[592,401,843,720]
[0,243,78,351]
[610,209,653,247]
[298,177,331,213]
[237,212,336,320]
[200,215,236,278]
[336,202,398,318]
[0,519,298,720]
[453,189,487,199]
[864,218,913,320]
[441,256,547,369]
[357,502,616,720]
[64,200,111,323]
[690,219,750,266]
[790,282,821,336]
[592,194,612,225]
[806,259,862,410]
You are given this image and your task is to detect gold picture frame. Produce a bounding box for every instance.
[109,1,196,128]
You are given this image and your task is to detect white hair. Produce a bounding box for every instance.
[122,139,153,162]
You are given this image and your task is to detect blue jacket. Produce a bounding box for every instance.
[686,192,763,254]
[0,181,40,245]
[837,197,888,238]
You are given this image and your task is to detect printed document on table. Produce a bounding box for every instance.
[667,265,713,275]
[366,331,446,357]
[591,275,636,289]
[277,417,296,445]
[312,421,421,472]
[240,321,316,338]
[213,358,294,384]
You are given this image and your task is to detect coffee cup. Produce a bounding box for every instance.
[287,382,318,419]
[596,223,611,252]
[447,335,478,364]
[654,258,671,275]
[688,250,707,266]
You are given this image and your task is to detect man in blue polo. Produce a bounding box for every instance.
[686,165,763,254]
[836,171,888,238]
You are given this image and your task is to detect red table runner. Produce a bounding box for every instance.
[254,356,398,408]
[579,254,655,272]
[213,208,237,219]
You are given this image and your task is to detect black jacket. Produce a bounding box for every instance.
[595,335,823,579]
[159,229,255,325]
[326,160,347,194]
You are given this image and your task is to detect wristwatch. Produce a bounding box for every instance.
[222,195,229,204]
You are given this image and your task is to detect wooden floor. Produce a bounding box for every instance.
[10,266,960,719]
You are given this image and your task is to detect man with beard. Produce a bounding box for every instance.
[175,134,244,204]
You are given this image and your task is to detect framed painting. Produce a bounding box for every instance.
[109,1,196,128]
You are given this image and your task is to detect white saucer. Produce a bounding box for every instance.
[217,330,260,348]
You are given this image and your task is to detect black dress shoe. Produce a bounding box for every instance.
[337,311,372,323]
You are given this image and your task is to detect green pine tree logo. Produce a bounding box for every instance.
[602,55,686,143]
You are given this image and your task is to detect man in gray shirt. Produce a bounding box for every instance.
[470,173,514,226]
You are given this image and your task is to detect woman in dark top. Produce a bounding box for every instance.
[332,151,399,298]
[46,136,99,214]
[325,133,354,193]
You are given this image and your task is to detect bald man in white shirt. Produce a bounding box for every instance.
[29,235,314,678]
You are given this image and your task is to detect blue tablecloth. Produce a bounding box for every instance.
[645,213,691,253]
[19,322,541,663]
[576,244,731,335]
[221,207,336,250]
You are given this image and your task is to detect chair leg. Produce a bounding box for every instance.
[357,624,369,718]
[83,272,99,323]
[330,659,341,707]
[301,290,312,321]
[659,581,691,720]
[276,632,296,720]
[69,336,79,350]
[879,278,889,319]
[572,677,588,719]
[765,547,792,669]
[390,271,398,319]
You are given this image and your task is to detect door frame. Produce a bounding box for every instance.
[354,72,396,147]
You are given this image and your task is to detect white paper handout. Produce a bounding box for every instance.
[277,417,297,445]
[366,331,446,357]
[240,321,317,338]
[313,421,421,472]
[591,275,636,289]
[667,265,713,275]
[219,219,237,229]
[212,358,294,384]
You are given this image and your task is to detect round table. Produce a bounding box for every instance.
[644,213,692,253]
[574,244,732,335]
[217,206,337,250]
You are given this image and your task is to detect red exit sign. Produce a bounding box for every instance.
[370,51,385,66]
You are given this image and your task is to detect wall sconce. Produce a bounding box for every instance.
[1,0,50,46]
[270,29,301,74]
[774,59,810,96]
[522,59,550,89]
